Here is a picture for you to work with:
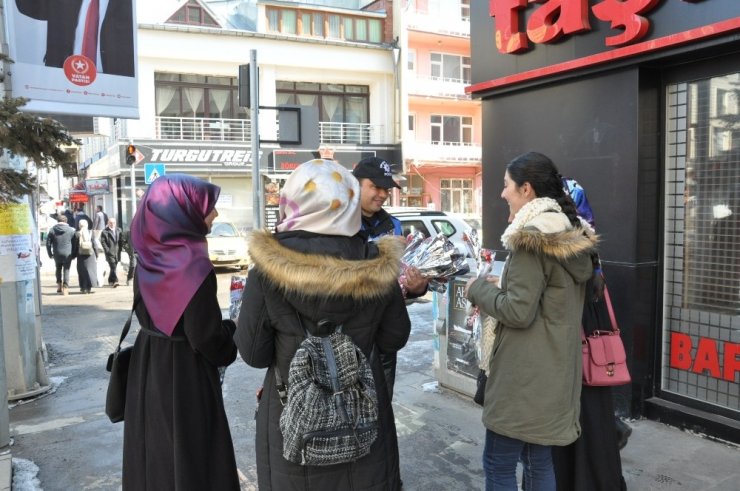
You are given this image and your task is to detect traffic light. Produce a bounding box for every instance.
[126,144,137,166]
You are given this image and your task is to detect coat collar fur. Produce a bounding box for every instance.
[502,198,598,261]
[248,230,404,300]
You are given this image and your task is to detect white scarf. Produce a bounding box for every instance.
[500,197,561,249]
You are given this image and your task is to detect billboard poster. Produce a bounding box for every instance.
[446,277,479,379]
[3,0,139,118]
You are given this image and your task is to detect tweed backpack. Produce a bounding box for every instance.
[276,317,379,466]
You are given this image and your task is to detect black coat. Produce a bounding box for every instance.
[235,230,411,491]
[100,226,122,263]
[122,272,239,490]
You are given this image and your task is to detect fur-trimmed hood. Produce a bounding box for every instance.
[247,230,404,300]
[507,213,598,261]
[502,198,597,283]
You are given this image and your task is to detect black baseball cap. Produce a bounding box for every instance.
[352,157,401,189]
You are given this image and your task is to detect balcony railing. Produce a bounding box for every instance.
[155,116,251,141]
[405,140,482,163]
[155,117,383,145]
[319,122,385,145]
[406,9,470,37]
[407,74,471,99]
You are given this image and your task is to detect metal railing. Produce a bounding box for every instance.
[155,116,251,141]
[319,122,384,145]
[155,117,383,145]
[407,74,472,99]
[406,9,470,37]
[405,140,482,163]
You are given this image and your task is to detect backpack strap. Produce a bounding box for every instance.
[321,335,352,425]
[273,311,343,407]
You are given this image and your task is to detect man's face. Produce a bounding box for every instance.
[107,219,116,229]
[359,178,390,217]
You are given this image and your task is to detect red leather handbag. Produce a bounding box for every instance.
[581,287,631,386]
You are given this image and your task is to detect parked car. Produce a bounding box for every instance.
[385,208,478,257]
[206,221,250,270]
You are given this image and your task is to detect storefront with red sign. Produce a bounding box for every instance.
[468,0,740,442]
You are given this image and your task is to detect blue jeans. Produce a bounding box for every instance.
[483,430,555,491]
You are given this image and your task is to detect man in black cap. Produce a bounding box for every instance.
[352,156,404,239]
[353,156,428,398]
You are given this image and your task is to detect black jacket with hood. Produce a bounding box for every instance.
[235,230,411,491]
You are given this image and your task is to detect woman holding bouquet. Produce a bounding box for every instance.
[466,151,598,490]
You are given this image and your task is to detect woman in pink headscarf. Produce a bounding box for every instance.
[122,174,239,490]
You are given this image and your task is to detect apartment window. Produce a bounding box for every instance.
[407,50,416,72]
[266,7,382,43]
[431,115,473,144]
[155,73,246,120]
[408,114,416,132]
[461,0,470,20]
[328,15,341,39]
[167,0,219,27]
[276,81,369,123]
[440,179,473,215]
[431,53,471,83]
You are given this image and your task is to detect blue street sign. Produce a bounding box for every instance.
[144,163,166,184]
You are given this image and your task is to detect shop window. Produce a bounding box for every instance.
[663,72,740,413]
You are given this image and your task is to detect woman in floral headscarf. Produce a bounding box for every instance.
[122,174,239,490]
[235,159,411,490]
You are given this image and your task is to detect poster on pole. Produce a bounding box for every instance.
[3,0,139,118]
[0,202,36,283]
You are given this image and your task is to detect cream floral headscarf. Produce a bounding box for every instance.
[276,159,361,237]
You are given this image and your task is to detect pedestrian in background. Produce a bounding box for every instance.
[466,152,597,491]
[100,217,123,287]
[352,156,428,399]
[93,205,107,241]
[551,177,628,491]
[45,215,76,295]
[235,159,411,490]
[73,219,98,294]
[120,230,136,286]
[124,174,239,490]
[74,206,93,230]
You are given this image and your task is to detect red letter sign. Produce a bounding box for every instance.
[527,0,591,44]
[691,338,722,378]
[724,342,740,382]
[670,332,693,370]
[592,0,661,47]
[490,0,529,53]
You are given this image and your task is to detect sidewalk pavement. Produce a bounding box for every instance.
[2,266,739,490]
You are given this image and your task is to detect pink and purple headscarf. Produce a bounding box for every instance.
[131,174,220,336]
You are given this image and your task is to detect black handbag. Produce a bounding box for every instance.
[105,294,140,423]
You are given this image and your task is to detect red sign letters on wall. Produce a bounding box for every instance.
[670,332,740,383]
[490,0,661,54]
[470,0,739,93]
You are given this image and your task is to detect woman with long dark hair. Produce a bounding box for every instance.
[466,152,598,490]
